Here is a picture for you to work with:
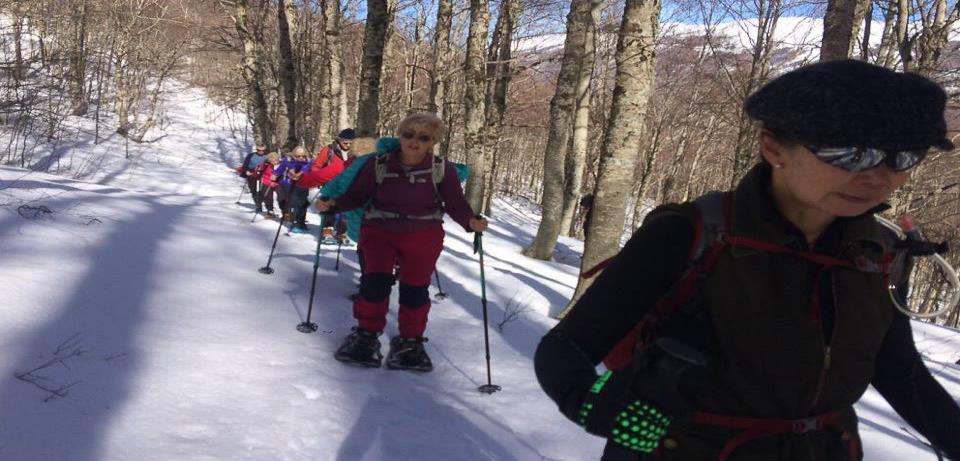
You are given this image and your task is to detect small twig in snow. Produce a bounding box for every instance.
[497,293,532,332]
[15,334,86,402]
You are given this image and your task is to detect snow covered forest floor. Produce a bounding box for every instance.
[0,85,958,461]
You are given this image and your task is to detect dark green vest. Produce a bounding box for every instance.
[657,166,895,461]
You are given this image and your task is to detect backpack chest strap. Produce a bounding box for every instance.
[692,410,856,461]
[724,235,892,274]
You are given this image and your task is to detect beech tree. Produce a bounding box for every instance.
[525,0,603,260]
[563,0,662,318]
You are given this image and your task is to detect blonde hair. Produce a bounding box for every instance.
[351,137,378,155]
[397,112,445,142]
[266,152,281,162]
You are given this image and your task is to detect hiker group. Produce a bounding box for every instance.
[236,113,487,373]
[237,128,359,243]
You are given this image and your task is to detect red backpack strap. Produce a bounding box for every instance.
[603,192,732,370]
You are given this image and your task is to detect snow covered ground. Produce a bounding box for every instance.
[0,84,958,461]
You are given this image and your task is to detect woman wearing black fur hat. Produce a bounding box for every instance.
[535,59,960,460]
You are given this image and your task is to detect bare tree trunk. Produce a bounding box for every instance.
[525,0,603,260]
[356,0,393,137]
[462,0,490,211]
[560,5,600,236]
[895,0,910,69]
[227,0,274,148]
[861,1,873,60]
[277,0,300,150]
[821,0,871,61]
[320,0,345,136]
[428,0,453,117]
[561,0,660,318]
[875,0,899,66]
[69,0,89,116]
[480,0,519,216]
[910,0,957,75]
[730,0,781,185]
[12,10,24,83]
[405,6,427,113]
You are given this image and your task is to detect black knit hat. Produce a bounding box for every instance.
[744,59,953,151]
[337,128,356,140]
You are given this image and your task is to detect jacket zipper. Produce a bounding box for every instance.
[810,271,840,410]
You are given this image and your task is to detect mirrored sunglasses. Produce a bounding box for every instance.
[400,131,433,143]
[804,146,928,172]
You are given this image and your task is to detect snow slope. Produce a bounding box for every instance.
[0,84,957,461]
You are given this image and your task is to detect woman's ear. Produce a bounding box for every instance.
[758,129,788,167]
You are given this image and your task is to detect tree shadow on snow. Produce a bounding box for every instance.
[856,397,940,453]
[336,382,520,461]
[0,195,193,461]
[443,245,571,312]
[422,247,556,363]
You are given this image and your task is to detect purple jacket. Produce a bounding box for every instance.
[336,151,475,233]
[273,158,311,187]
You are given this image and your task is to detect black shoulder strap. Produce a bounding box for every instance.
[583,192,731,280]
[690,191,731,261]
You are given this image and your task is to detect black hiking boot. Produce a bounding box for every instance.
[386,336,433,372]
[334,328,383,368]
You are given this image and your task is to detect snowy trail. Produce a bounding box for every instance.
[0,85,603,461]
[0,84,957,461]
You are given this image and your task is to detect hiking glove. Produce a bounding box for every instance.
[608,398,670,452]
[577,371,671,453]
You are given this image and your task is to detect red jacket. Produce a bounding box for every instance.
[259,163,278,187]
[297,144,347,188]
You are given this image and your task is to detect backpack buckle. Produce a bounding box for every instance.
[791,417,822,434]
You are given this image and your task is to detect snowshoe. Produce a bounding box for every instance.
[264,211,277,220]
[289,226,307,234]
[320,227,338,245]
[386,336,433,372]
[336,234,355,247]
[334,328,383,368]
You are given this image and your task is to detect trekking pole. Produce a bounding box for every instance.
[473,228,501,394]
[235,181,247,205]
[258,216,286,275]
[433,271,448,301]
[250,185,272,223]
[332,211,344,271]
[297,224,323,333]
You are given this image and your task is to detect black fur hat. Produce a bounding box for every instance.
[744,59,953,151]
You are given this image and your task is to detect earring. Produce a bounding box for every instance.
[774,163,783,169]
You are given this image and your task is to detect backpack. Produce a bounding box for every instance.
[316,144,343,169]
[596,191,910,371]
[364,153,447,221]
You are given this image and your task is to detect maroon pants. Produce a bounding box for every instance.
[354,225,444,337]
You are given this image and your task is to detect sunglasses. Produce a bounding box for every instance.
[804,146,928,172]
[400,131,433,143]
